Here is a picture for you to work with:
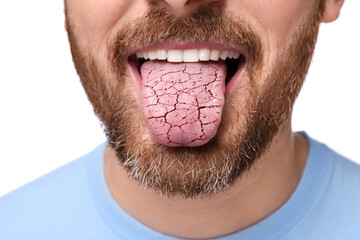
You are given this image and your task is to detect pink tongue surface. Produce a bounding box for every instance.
[140,61,226,147]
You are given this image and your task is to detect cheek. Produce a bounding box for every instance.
[245,0,312,45]
[228,0,313,83]
[67,0,132,40]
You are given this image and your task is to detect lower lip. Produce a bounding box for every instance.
[127,58,247,101]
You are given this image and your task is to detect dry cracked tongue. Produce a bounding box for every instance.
[141,61,226,147]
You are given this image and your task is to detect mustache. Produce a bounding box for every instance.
[110,3,263,73]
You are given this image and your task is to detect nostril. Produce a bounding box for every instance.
[147,0,222,17]
[147,0,188,12]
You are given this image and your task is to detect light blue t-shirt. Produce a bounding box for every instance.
[1,133,360,239]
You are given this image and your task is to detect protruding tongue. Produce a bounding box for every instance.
[140,61,226,147]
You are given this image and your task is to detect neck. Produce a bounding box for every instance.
[104,118,309,239]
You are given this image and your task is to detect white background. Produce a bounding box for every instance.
[0,1,359,197]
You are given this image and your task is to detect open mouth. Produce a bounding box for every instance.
[126,47,247,147]
[128,48,247,93]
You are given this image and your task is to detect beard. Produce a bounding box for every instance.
[66,1,324,198]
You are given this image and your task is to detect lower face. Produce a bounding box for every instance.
[65,0,324,197]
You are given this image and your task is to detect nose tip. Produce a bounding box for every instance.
[165,0,188,10]
[147,0,222,16]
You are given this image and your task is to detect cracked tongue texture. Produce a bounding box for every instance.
[140,61,226,147]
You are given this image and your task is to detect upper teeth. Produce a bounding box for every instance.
[136,49,240,63]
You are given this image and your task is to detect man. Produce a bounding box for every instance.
[1,0,359,239]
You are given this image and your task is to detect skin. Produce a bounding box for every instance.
[65,0,344,238]
[104,119,309,238]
